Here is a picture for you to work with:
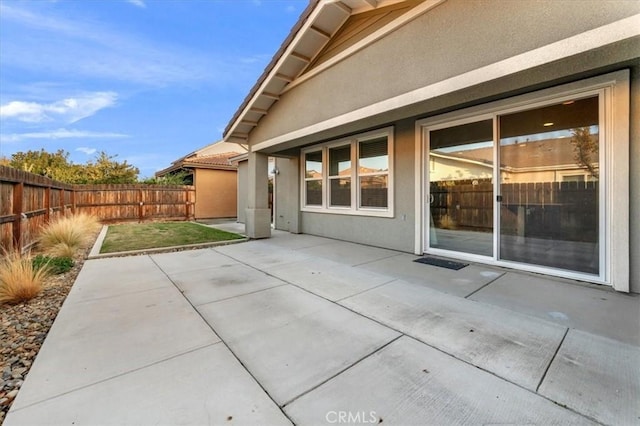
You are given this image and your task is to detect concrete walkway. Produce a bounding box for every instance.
[5,225,639,425]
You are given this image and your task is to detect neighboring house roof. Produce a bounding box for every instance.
[223,0,425,143]
[156,151,241,177]
[439,137,599,172]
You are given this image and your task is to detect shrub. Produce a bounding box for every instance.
[0,251,50,304]
[39,213,100,256]
[32,255,74,275]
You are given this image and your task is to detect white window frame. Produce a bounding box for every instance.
[327,141,354,209]
[414,70,629,292]
[303,148,324,208]
[301,127,394,218]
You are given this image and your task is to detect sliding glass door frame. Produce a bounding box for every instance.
[420,88,609,285]
[423,113,497,262]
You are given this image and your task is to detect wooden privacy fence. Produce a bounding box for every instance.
[0,166,195,253]
[74,184,194,222]
[430,179,598,242]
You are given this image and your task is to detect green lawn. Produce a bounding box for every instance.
[100,222,244,253]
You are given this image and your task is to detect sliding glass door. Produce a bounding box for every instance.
[426,95,601,277]
[428,119,494,257]
[498,96,600,274]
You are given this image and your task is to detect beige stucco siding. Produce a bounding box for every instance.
[250,0,638,145]
[270,66,639,290]
[194,169,237,219]
[236,161,248,223]
[273,157,300,232]
[243,0,638,290]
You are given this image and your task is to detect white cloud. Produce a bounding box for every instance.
[0,92,118,124]
[76,146,97,155]
[1,128,129,143]
[126,0,146,8]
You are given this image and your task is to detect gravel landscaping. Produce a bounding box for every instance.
[0,231,98,425]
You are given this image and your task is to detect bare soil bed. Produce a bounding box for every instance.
[0,230,99,425]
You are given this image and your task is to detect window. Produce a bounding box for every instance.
[301,127,394,217]
[329,145,351,207]
[304,150,323,206]
[359,137,389,208]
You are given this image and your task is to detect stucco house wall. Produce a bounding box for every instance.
[236,160,248,224]
[228,0,639,292]
[250,0,639,146]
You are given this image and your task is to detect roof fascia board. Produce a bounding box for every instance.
[342,0,407,15]
[252,13,640,152]
[223,1,330,141]
[283,0,445,94]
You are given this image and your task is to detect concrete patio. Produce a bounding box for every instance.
[5,222,639,425]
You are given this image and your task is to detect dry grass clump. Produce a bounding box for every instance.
[39,213,100,257]
[0,250,51,304]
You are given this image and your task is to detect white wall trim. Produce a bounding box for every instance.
[413,121,423,254]
[253,13,639,153]
[607,74,630,292]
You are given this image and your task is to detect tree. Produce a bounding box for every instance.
[7,149,139,184]
[571,127,599,179]
[140,170,191,185]
[81,152,139,184]
[9,149,81,182]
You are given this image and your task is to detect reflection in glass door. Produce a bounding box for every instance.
[428,120,494,256]
[498,96,600,274]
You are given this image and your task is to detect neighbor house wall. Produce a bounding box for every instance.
[194,169,237,219]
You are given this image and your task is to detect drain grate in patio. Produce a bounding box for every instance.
[414,256,468,270]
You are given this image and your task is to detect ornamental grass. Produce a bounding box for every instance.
[38,213,100,256]
[0,250,50,304]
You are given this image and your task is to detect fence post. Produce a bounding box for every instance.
[44,186,51,224]
[71,187,76,214]
[138,188,144,222]
[12,182,24,252]
[185,188,189,220]
[58,188,64,217]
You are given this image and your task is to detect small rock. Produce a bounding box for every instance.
[12,368,27,378]
[6,390,18,400]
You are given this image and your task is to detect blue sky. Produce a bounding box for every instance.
[0,0,305,177]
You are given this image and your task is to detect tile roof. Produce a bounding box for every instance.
[183,152,241,167]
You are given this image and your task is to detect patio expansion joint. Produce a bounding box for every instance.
[334,278,399,303]
[149,255,295,425]
[8,342,222,414]
[535,326,570,393]
[192,282,290,307]
[280,334,404,409]
[463,271,505,299]
[351,252,406,267]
